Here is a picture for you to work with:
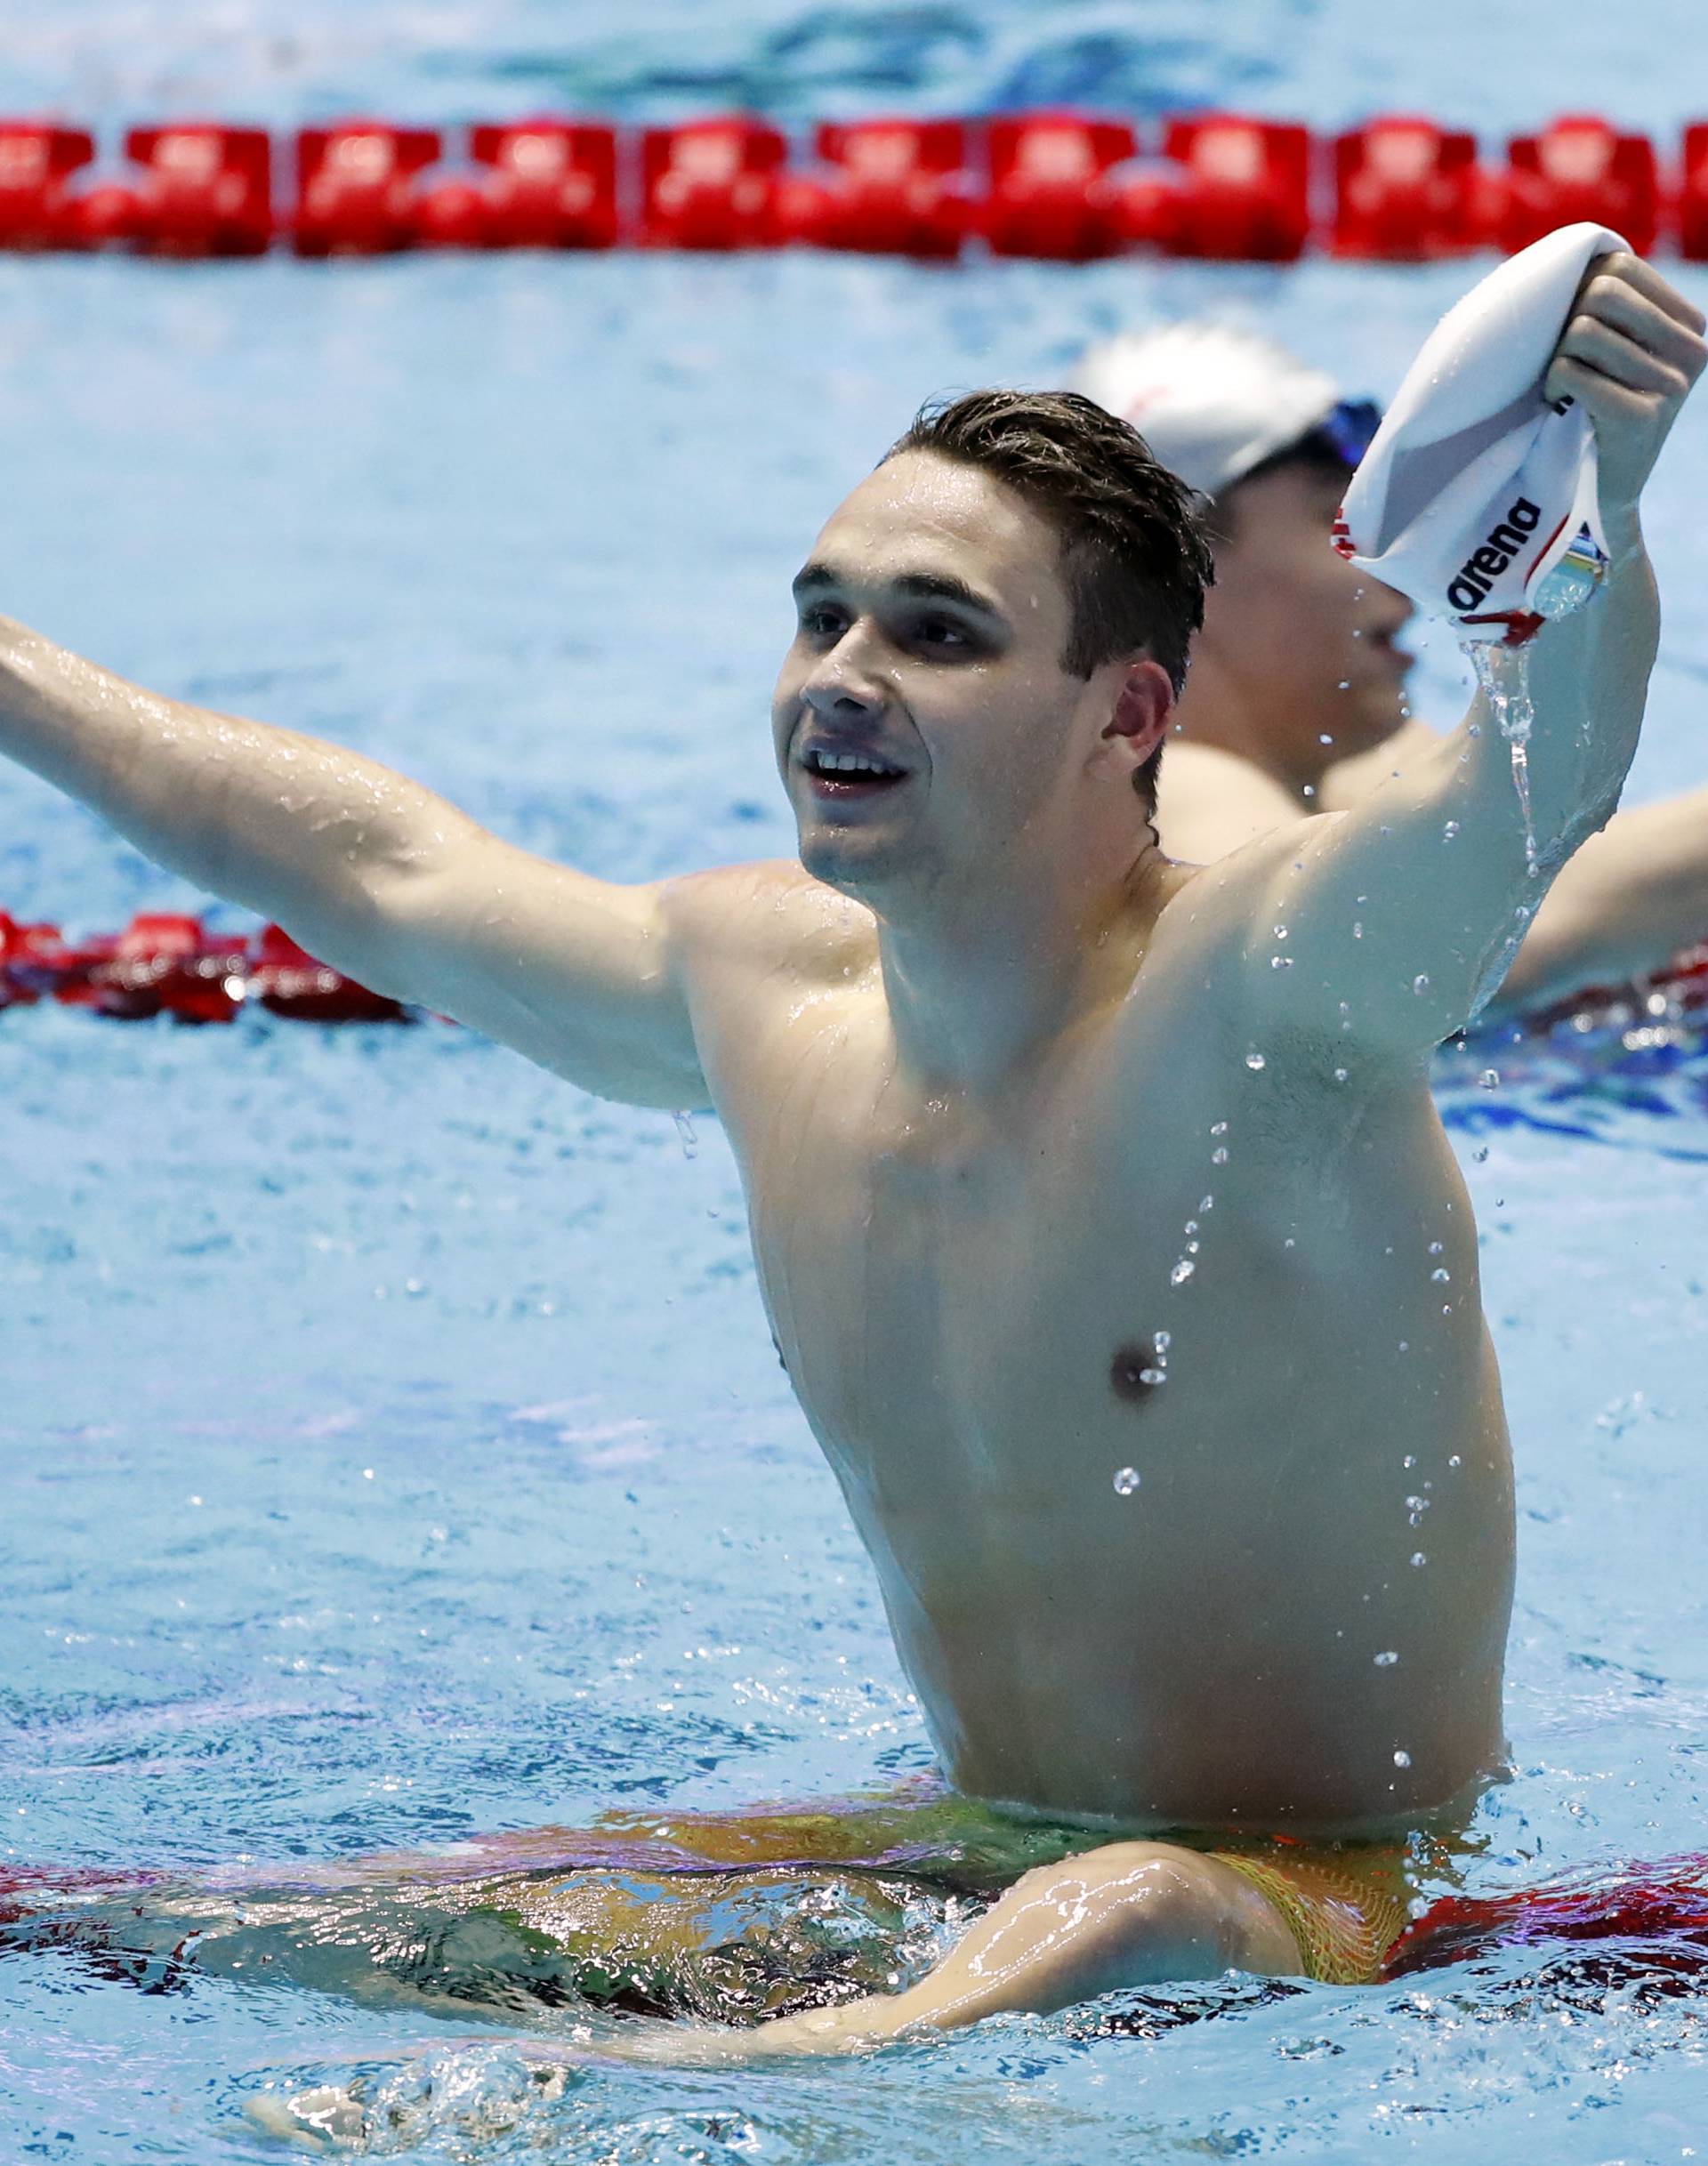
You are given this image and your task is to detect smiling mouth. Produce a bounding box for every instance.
[801,745,909,797]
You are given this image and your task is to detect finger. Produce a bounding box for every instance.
[1543,350,1662,421]
[1552,313,1690,398]
[1574,272,1708,377]
[1580,251,1708,336]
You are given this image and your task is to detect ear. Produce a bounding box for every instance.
[1101,657,1175,766]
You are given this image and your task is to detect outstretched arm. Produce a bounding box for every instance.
[0,620,706,1106]
[1252,254,1706,1062]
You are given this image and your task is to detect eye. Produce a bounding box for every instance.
[913,615,973,651]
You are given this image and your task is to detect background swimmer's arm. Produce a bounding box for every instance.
[1252,254,1706,1059]
[1468,785,1708,1019]
[0,619,707,1107]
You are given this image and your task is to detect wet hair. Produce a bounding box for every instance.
[884,389,1214,811]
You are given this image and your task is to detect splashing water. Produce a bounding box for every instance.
[1469,640,1539,876]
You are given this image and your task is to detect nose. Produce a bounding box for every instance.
[799,622,887,722]
[1366,575,1414,636]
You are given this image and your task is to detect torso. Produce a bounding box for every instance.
[670,856,1514,1837]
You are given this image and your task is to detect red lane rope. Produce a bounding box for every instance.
[0,111,1701,263]
[0,910,407,1025]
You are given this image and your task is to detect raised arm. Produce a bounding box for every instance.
[0,619,707,1107]
[1249,254,1706,1063]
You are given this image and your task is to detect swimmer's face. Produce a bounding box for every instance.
[774,451,1155,900]
[1204,458,1414,766]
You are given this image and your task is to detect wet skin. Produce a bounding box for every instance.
[662,449,1516,1833]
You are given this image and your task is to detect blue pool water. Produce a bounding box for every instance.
[4,4,1708,2159]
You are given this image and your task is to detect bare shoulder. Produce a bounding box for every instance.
[1154,739,1307,865]
[659,858,878,988]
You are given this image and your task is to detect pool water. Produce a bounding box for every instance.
[4,4,1708,2159]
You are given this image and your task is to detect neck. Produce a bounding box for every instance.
[1174,646,1327,803]
[873,837,1167,1098]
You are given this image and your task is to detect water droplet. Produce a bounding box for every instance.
[1374,1650,1398,1668]
[1113,1466,1141,1496]
[1478,1068,1500,1089]
[1413,974,1430,995]
[1170,1260,1196,1286]
[1245,1052,1266,1071]
[1393,1749,1412,1768]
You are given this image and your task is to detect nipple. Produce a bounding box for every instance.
[1110,1336,1168,1404]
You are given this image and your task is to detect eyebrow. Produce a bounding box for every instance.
[790,561,1007,621]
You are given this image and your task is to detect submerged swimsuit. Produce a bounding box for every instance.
[6,1784,1706,2019]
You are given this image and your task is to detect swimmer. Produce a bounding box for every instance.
[1078,318,1708,1021]
[0,251,1702,2059]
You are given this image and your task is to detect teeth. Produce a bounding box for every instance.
[810,749,899,777]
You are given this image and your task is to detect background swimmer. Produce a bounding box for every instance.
[1083,319,1708,1019]
[0,250,1701,2057]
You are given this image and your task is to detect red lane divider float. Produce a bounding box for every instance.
[0,911,407,1025]
[984,112,1135,261]
[640,116,789,250]
[782,117,973,258]
[4,109,1708,262]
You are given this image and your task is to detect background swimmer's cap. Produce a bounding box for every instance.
[1335,221,1627,646]
[1074,323,1341,496]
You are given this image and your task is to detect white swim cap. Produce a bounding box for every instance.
[1074,322,1343,496]
[1337,221,1624,643]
